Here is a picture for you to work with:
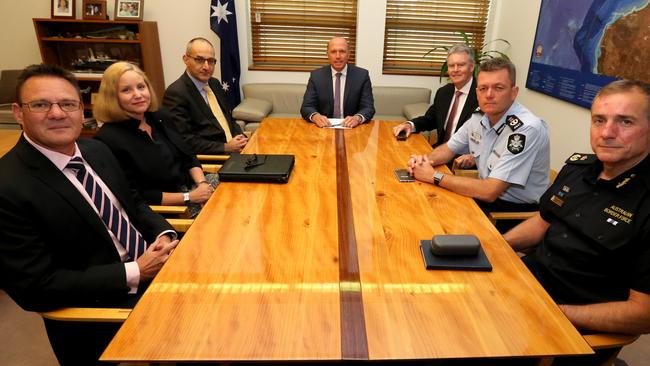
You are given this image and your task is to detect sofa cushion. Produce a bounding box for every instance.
[373,87,431,117]
[241,83,306,114]
[232,97,272,122]
[402,102,431,121]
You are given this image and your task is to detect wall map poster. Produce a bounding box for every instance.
[526,0,650,108]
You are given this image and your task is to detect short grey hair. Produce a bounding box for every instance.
[448,44,475,64]
[479,57,516,86]
[595,79,650,121]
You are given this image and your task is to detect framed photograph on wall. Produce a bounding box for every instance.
[82,0,107,20]
[52,0,75,19]
[114,0,144,21]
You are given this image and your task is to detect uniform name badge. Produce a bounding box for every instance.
[470,131,481,144]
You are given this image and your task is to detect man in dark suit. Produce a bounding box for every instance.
[393,44,478,154]
[163,37,247,154]
[300,37,375,128]
[0,64,178,365]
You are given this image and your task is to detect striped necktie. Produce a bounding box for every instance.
[66,157,147,259]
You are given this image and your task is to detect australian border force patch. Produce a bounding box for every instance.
[507,133,526,154]
[506,115,523,131]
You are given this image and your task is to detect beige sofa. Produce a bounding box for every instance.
[232,83,432,132]
[0,69,20,127]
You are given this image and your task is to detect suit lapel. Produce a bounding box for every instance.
[181,73,218,124]
[15,137,113,243]
[456,79,478,131]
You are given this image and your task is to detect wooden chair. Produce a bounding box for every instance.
[40,307,131,323]
[582,333,640,366]
[487,169,558,225]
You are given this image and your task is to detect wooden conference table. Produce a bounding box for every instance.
[102,119,591,363]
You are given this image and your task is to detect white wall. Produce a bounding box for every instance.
[0,0,593,169]
[489,0,593,170]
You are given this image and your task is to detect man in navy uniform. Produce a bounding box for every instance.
[504,80,650,343]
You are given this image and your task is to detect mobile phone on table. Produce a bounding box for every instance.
[394,168,414,182]
[396,130,408,141]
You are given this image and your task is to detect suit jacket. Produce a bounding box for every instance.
[300,64,375,122]
[411,79,478,146]
[163,72,243,154]
[0,137,172,312]
[94,109,202,205]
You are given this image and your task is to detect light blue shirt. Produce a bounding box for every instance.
[447,101,550,204]
[186,71,210,105]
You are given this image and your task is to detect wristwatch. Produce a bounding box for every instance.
[433,171,445,186]
[183,192,191,205]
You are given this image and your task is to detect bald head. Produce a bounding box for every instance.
[327,37,349,72]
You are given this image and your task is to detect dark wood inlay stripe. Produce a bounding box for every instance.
[335,129,369,360]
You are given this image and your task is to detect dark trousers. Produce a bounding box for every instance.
[44,318,120,365]
[42,292,143,365]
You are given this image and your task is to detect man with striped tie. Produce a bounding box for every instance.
[0,64,178,365]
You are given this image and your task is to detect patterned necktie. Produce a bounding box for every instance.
[333,72,342,118]
[66,157,147,260]
[204,85,233,141]
[444,90,463,142]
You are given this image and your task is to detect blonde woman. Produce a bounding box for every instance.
[94,62,217,217]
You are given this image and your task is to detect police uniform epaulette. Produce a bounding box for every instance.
[565,153,596,164]
[506,115,523,131]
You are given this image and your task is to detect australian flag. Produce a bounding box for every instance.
[210,0,241,106]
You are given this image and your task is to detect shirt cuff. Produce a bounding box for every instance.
[125,261,140,294]
[157,230,177,241]
[407,121,415,132]
[355,114,365,123]
[308,112,317,122]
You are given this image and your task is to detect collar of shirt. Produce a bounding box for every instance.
[480,101,520,131]
[588,152,650,190]
[23,133,81,170]
[186,71,210,101]
[457,77,474,95]
[330,64,348,78]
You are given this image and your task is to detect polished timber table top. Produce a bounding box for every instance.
[102,119,592,363]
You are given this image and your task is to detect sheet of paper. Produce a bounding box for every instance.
[324,118,350,129]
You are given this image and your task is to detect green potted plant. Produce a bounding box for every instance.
[425,31,510,81]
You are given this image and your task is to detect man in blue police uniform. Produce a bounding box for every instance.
[504,80,650,344]
[408,58,550,218]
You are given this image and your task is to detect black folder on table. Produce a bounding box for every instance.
[218,154,295,183]
[419,240,492,271]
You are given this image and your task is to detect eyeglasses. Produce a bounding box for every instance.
[22,100,82,113]
[186,54,217,66]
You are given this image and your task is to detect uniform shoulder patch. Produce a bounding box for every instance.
[507,133,526,154]
[506,115,524,131]
[565,153,596,164]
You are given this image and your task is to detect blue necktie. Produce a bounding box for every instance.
[66,157,147,259]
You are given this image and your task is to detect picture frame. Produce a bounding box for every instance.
[82,0,107,20]
[114,0,144,21]
[51,0,75,19]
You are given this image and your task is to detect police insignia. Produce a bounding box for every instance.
[565,153,596,164]
[507,133,526,154]
[506,115,523,131]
